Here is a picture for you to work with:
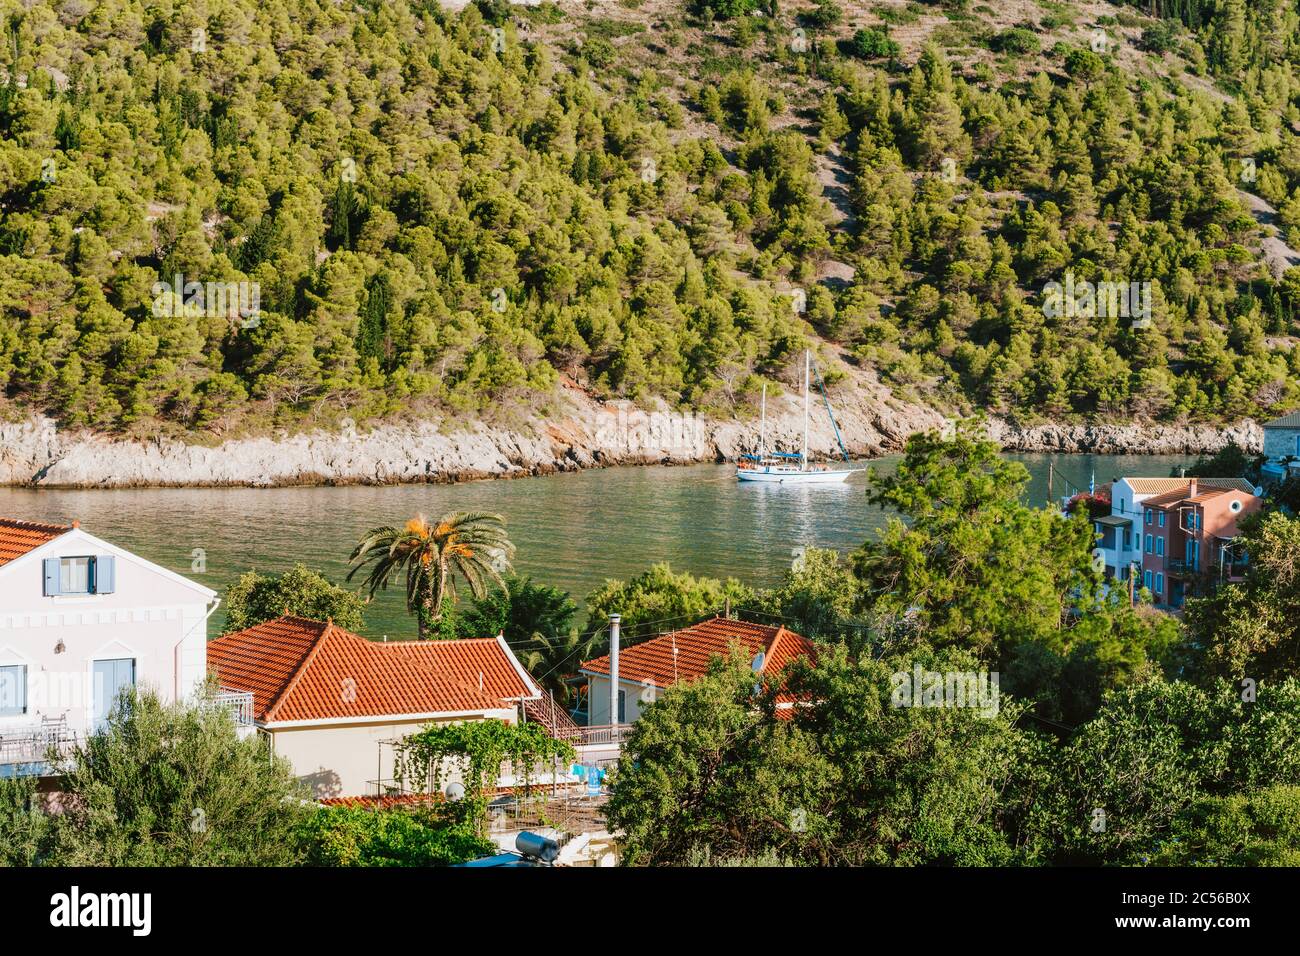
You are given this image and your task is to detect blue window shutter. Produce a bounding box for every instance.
[95,555,116,594]
[43,558,61,596]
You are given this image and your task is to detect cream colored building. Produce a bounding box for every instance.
[207,615,543,799]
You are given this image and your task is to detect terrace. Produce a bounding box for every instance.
[208,688,256,736]
[0,690,257,779]
[0,718,79,777]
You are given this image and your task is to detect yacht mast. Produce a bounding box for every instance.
[801,349,810,468]
[759,382,767,459]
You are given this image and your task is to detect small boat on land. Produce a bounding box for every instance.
[736,350,855,484]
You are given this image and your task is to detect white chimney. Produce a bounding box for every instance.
[608,614,621,726]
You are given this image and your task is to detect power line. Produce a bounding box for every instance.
[526,606,736,684]
[731,603,899,635]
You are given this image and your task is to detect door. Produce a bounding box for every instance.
[93,658,136,731]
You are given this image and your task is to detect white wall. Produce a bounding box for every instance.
[268,712,516,799]
[0,530,215,735]
[585,675,655,725]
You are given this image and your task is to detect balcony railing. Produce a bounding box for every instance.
[0,722,80,771]
[208,689,255,726]
[1167,559,1197,576]
[573,723,634,747]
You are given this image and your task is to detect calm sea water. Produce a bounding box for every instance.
[0,452,1197,638]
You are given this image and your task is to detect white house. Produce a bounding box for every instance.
[0,517,218,771]
[1261,410,1300,483]
[576,616,815,726]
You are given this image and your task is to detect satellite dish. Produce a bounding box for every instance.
[445,782,466,802]
[751,651,765,672]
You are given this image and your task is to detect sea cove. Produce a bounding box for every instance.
[0,452,1199,637]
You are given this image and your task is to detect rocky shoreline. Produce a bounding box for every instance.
[987,418,1262,457]
[0,381,1262,489]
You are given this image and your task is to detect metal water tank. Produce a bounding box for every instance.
[515,831,560,864]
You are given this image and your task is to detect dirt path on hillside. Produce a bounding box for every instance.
[816,144,856,232]
[1239,189,1300,279]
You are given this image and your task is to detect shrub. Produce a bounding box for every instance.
[992,27,1040,55]
[579,36,618,68]
[846,28,900,60]
[297,804,494,866]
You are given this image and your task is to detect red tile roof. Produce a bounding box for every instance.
[580,616,815,699]
[318,793,446,809]
[1143,485,1255,509]
[0,518,71,567]
[1124,477,1255,495]
[318,781,559,809]
[388,639,539,702]
[1142,487,1215,509]
[208,616,534,724]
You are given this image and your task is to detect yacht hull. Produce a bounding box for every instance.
[736,467,853,484]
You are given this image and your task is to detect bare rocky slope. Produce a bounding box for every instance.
[0,374,1262,488]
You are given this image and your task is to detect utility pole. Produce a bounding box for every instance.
[608,613,621,727]
[1047,460,1054,507]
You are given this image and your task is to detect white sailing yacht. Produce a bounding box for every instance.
[736,350,855,484]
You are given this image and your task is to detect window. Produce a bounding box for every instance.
[1145,509,1152,525]
[1229,499,1242,513]
[617,690,626,724]
[43,555,114,596]
[1123,528,1132,549]
[1155,573,1164,596]
[1158,512,1165,528]
[1144,570,1153,591]
[60,556,91,593]
[0,664,26,717]
[1155,536,1164,557]
[93,658,136,731]
[1145,534,1153,554]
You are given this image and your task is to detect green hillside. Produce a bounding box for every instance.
[2,0,1300,439]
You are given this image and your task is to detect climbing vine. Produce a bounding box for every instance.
[393,721,575,834]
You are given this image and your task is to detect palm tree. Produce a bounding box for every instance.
[347,512,515,639]
[517,626,604,706]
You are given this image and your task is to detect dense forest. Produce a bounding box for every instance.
[3,0,1300,439]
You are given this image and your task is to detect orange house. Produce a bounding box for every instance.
[1137,479,1262,609]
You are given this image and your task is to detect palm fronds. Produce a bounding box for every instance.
[347,511,515,639]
